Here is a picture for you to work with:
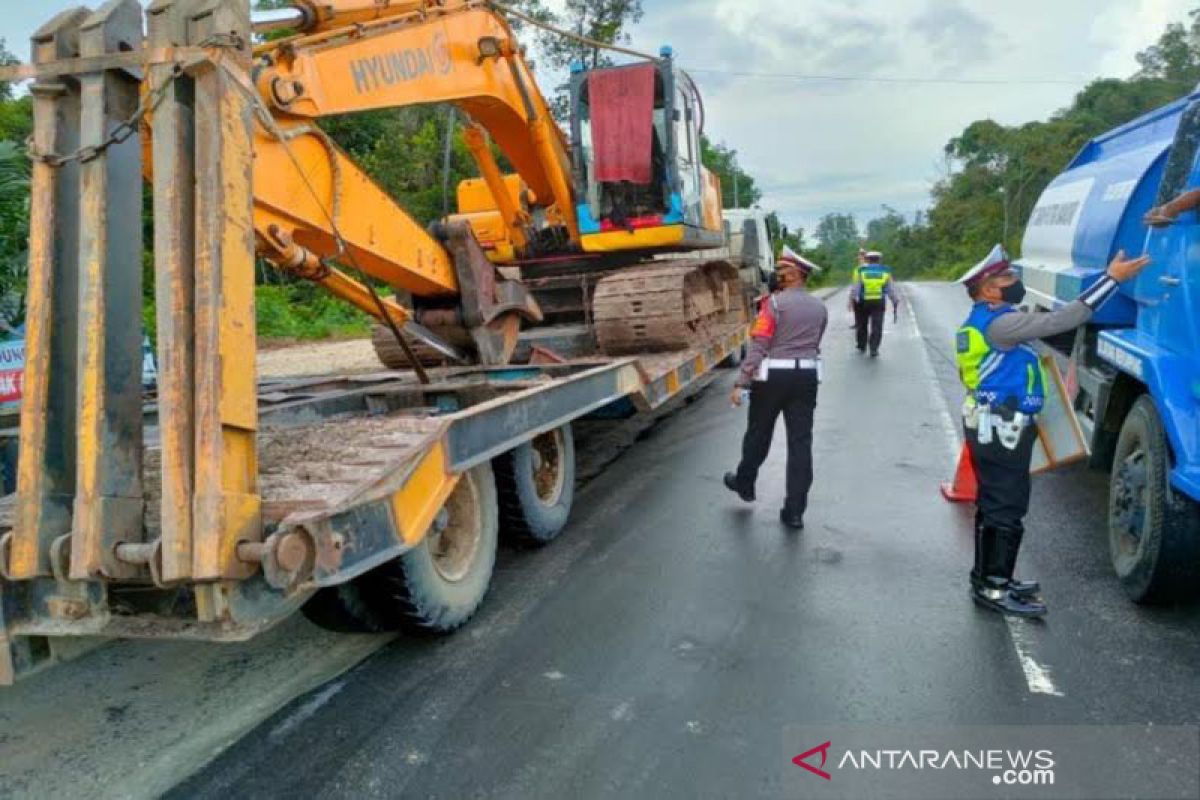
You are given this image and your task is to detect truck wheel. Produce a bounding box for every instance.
[1108,396,1200,603]
[301,584,393,633]
[495,425,575,546]
[364,462,499,634]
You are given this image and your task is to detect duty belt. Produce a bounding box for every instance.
[963,402,1034,450]
[764,358,820,369]
[756,357,823,384]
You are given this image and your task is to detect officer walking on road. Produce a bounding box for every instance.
[847,249,867,330]
[850,251,900,357]
[724,247,828,529]
[956,244,1150,617]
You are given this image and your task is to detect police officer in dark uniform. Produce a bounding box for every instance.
[955,244,1150,616]
[724,247,828,529]
[850,250,900,357]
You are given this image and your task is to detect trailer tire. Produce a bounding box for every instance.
[364,462,499,634]
[495,425,575,546]
[1108,396,1200,604]
[301,584,393,633]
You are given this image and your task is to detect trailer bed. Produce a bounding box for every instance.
[0,325,745,680]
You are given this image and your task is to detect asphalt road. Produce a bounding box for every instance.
[172,284,1200,798]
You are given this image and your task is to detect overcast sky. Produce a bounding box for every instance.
[2,0,1196,237]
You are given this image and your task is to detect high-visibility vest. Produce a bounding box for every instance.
[955,302,1045,414]
[859,266,891,301]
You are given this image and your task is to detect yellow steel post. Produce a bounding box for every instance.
[69,0,147,581]
[189,0,262,582]
[9,9,89,580]
[147,0,197,583]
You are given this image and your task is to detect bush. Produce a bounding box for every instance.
[255,283,372,341]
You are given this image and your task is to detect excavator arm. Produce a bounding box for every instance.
[244,1,578,361]
[255,2,576,236]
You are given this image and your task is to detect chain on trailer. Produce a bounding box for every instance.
[20,34,244,168]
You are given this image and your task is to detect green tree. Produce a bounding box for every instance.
[701,136,760,209]
[841,8,1200,282]
[0,40,31,324]
[0,140,29,326]
[0,40,30,144]
[536,0,645,70]
[813,213,860,249]
[1135,10,1200,89]
[808,213,861,285]
[525,0,644,120]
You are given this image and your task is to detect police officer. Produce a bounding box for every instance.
[956,244,1150,616]
[850,251,899,357]
[724,247,828,529]
[847,249,866,330]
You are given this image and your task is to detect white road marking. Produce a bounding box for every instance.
[1005,618,1065,696]
[904,285,1064,699]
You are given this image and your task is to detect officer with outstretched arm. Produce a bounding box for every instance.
[955,244,1150,617]
[724,247,828,530]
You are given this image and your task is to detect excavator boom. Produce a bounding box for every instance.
[244,1,582,364]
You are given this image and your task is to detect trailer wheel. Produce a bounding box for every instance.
[1108,396,1200,604]
[495,425,575,546]
[364,462,499,634]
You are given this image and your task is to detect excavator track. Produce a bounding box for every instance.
[371,323,471,369]
[373,259,750,367]
[591,260,749,355]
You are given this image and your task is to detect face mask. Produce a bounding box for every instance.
[999,280,1026,305]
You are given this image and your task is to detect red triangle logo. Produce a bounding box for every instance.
[792,740,832,780]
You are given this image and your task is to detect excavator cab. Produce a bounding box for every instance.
[568,49,725,255]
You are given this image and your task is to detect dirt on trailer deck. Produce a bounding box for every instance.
[137,414,441,538]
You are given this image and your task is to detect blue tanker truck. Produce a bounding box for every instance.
[1018,90,1200,603]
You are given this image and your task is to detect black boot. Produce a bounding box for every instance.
[971,524,1046,617]
[723,472,755,502]
[996,524,1042,600]
[970,521,1041,598]
[971,579,1047,617]
[779,508,804,529]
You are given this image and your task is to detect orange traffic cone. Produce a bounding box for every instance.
[940,443,978,502]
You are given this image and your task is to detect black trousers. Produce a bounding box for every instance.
[854,299,887,353]
[735,368,819,515]
[965,423,1038,529]
[965,422,1038,584]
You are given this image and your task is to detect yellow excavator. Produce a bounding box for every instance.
[243,0,743,367]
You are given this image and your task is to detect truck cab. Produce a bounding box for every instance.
[1018,90,1200,603]
[722,208,775,290]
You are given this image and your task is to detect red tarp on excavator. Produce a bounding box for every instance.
[589,64,656,185]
